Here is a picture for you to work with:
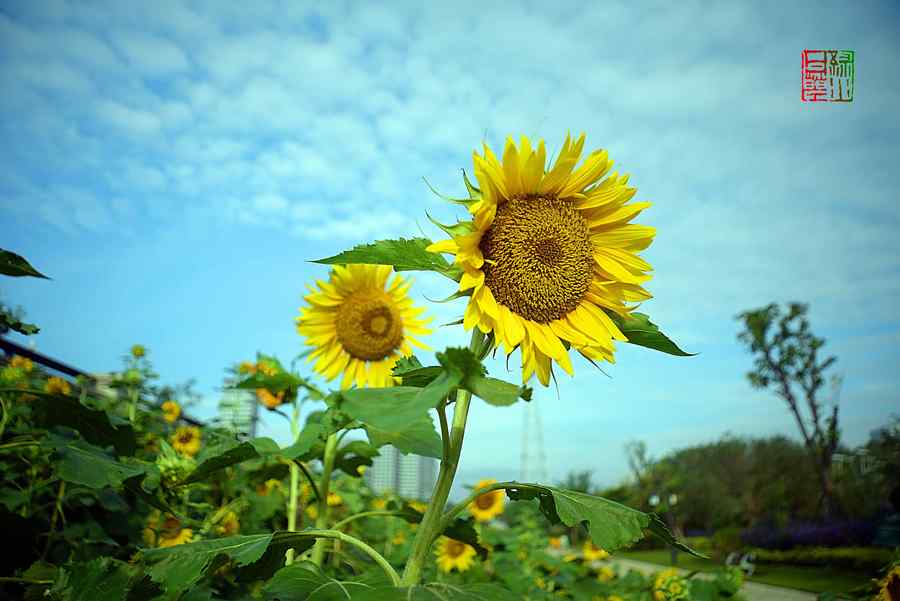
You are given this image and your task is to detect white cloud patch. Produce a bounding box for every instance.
[109,31,190,75]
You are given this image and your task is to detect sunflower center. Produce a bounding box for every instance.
[446,540,466,558]
[475,492,496,510]
[178,433,193,444]
[479,196,593,323]
[335,292,404,361]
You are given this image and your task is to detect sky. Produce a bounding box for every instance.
[1,0,898,500]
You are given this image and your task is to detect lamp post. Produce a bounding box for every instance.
[650,491,681,566]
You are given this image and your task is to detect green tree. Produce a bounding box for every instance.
[736,302,842,518]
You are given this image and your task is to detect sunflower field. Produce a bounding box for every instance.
[4,133,880,600]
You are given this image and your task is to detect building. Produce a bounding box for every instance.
[365,445,437,500]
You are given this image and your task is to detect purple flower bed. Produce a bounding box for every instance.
[742,518,879,549]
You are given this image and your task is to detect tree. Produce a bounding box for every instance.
[736,302,842,518]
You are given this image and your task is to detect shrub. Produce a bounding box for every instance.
[751,546,892,572]
[742,519,879,549]
[711,527,744,558]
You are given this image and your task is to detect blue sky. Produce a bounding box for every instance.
[1,0,898,500]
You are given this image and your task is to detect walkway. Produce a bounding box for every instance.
[609,558,820,601]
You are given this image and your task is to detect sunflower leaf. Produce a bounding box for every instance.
[0,248,51,278]
[140,532,315,599]
[312,238,462,282]
[605,311,696,357]
[263,561,389,600]
[0,309,40,335]
[29,391,136,456]
[503,483,706,557]
[178,437,281,486]
[43,436,156,490]
[364,414,443,458]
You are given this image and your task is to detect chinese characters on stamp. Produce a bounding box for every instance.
[801,50,854,102]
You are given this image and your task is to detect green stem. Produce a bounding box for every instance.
[294,529,400,586]
[285,401,301,565]
[310,432,339,567]
[0,440,40,452]
[399,329,484,586]
[128,385,137,424]
[42,480,66,558]
[0,397,9,440]
[331,510,409,531]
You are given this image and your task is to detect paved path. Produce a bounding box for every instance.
[609,558,821,601]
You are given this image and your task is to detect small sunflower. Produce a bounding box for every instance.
[326,492,343,507]
[409,500,428,514]
[428,132,654,385]
[468,479,504,522]
[161,400,180,423]
[45,376,71,396]
[238,361,256,375]
[583,541,610,561]
[131,344,146,358]
[356,465,367,476]
[435,537,477,573]
[257,479,283,496]
[653,568,689,601]
[596,566,615,582]
[305,504,318,520]
[171,426,202,457]
[372,498,388,510]
[296,264,432,389]
[10,355,34,372]
[549,536,562,549]
[216,510,240,537]
[143,512,193,548]
[392,531,407,545]
[255,388,286,409]
[877,565,900,601]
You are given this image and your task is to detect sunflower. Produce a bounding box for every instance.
[296,264,432,389]
[171,426,202,457]
[10,355,34,371]
[326,492,343,507]
[877,565,900,601]
[583,541,610,561]
[596,566,615,582]
[427,132,654,385]
[131,344,146,358]
[305,504,318,520]
[468,479,504,522]
[45,376,71,396]
[434,537,477,573]
[216,510,240,536]
[549,536,562,549]
[255,388,286,409]
[653,568,689,601]
[257,479,283,496]
[409,500,428,514]
[143,512,193,548]
[161,400,181,423]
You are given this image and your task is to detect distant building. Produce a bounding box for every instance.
[216,387,258,440]
[366,445,437,500]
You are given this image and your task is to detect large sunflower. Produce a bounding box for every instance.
[428,132,654,385]
[296,264,432,389]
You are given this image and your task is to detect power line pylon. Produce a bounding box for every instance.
[520,401,547,483]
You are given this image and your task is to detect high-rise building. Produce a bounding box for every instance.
[366,445,437,500]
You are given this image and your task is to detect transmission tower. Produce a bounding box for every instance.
[520,401,547,483]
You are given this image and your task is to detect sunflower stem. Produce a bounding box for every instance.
[285,401,301,565]
[310,432,339,567]
[399,329,485,586]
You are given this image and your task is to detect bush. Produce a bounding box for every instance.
[711,527,744,558]
[742,519,879,549]
[751,546,892,572]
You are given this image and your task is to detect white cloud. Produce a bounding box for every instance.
[95,100,161,136]
[109,31,190,75]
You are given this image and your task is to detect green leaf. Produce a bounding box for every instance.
[334,440,380,477]
[504,483,705,557]
[30,392,136,456]
[312,237,462,281]
[49,438,151,489]
[437,347,532,406]
[178,437,281,485]
[335,386,444,458]
[0,248,51,278]
[353,583,512,600]
[141,532,315,599]
[50,557,135,601]
[264,561,384,600]
[605,311,696,357]
[0,309,40,335]
[365,414,442,459]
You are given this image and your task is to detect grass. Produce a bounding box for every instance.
[616,549,873,595]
